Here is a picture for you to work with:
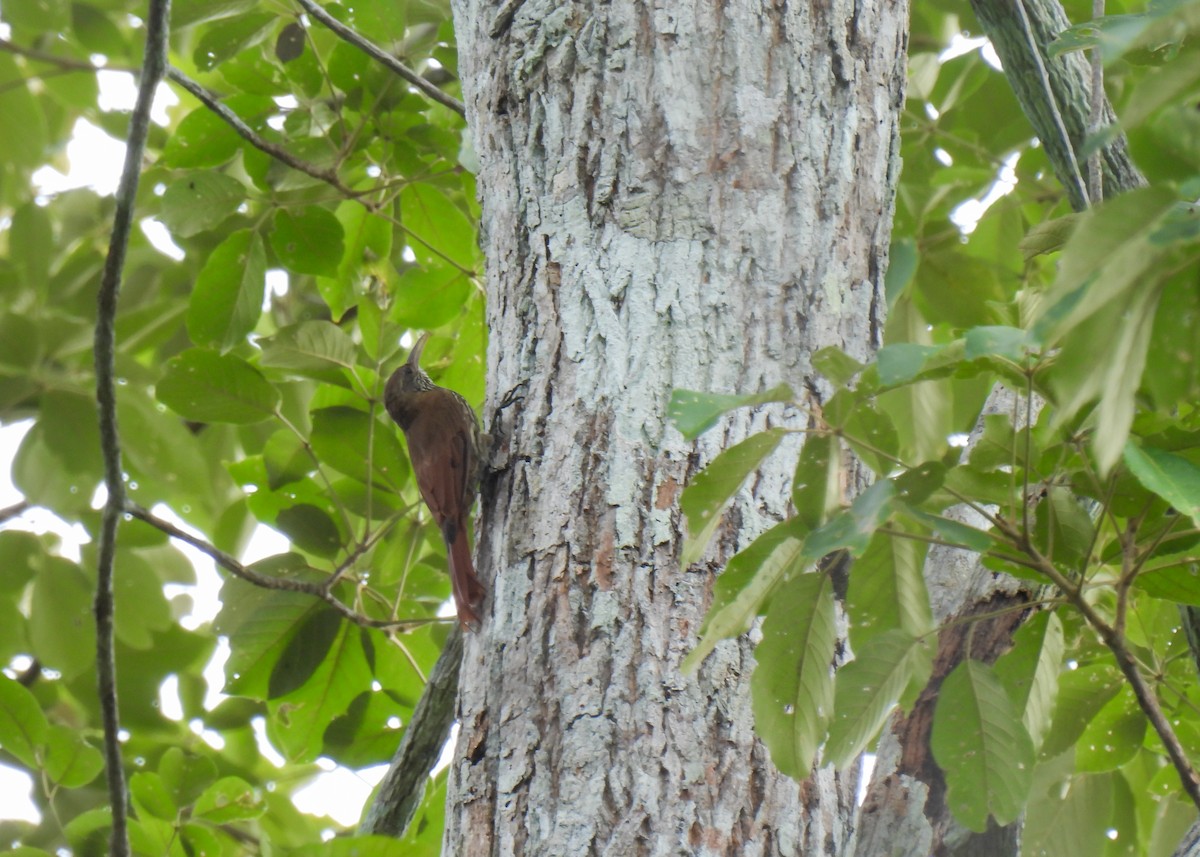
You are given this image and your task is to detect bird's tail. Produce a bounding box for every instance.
[447,519,486,630]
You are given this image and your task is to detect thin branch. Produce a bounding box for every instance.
[163,67,362,198]
[94,4,171,855]
[1087,0,1106,205]
[0,500,30,525]
[360,627,463,836]
[124,503,437,631]
[293,0,466,117]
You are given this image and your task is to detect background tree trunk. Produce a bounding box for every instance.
[447,1,907,853]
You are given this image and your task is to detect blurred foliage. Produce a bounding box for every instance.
[0,0,476,852]
[677,0,1200,849]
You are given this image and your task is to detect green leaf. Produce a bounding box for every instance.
[10,202,53,294]
[130,771,178,821]
[30,557,95,679]
[963,326,1036,361]
[400,183,478,270]
[1134,554,1200,604]
[0,54,48,168]
[0,675,49,768]
[992,612,1063,751]
[194,776,265,823]
[268,607,342,699]
[812,346,864,386]
[1018,214,1080,261]
[792,433,840,530]
[681,429,788,566]
[271,207,345,277]
[1075,685,1145,773]
[310,407,411,491]
[1042,665,1122,759]
[826,629,933,768]
[258,320,358,385]
[667,384,794,439]
[161,172,246,238]
[160,106,243,169]
[876,343,945,386]
[267,621,375,762]
[388,262,474,329]
[193,12,276,71]
[683,526,806,673]
[751,573,836,780]
[159,748,219,807]
[275,504,343,559]
[1024,771,1119,857]
[931,659,1035,831]
[846,530,933,648]
[1033,187,1176,344]
[0,531,40,593]
[1123,443,1200,525]
[804,479,897,559]
[157,348,280,423]
[263,429,312,489]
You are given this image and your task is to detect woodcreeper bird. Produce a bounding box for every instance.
[384,333,486,629]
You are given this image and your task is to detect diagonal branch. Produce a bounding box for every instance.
[93,3,172,855]
[294,0,465,116]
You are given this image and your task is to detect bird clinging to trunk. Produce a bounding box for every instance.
[384,333,486,629]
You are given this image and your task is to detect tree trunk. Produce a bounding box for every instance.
[447,1,907,853]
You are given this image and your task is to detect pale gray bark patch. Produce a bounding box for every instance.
[444,0,907,854]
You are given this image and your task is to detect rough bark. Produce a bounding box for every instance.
[447,1,907,854]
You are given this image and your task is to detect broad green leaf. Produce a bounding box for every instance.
[1134,554,1200,604]
[268,607,342,698]
[275,504,343,559]
[1124,443,1200,525]
[826,629,933,767]
[681,429,788,566]
[792,433,840,530]
[161,172,246,238]
[159,748,219,807]
[263,429,312,489]
[30,557,95,679]
[0,54,48,168]
[194,776,265,823]
[668,384,794,439]
[0,531,40,593]
[310,407,411,491]
[10,202,52,293]
[267,621,375,762]
[1032,487,1095,571]
[1023,771,1117,857]
[193,12,276,71]
[992,612,1064,751]
[215,560,323,698]
[1018,214,1080,261]
[271,207,345,277]
[401,182,477,270]
[1075,685,1145,773]
[0,675,49,768]
[751,573,836,780]
[157,348,280,424]
[846,530,933,648]
[876,343,945,386]
[812,346,864,386]
[1042,663,1122,759]
[160,106,243,168]
[804,479,897,559]
[1033,186,1176,344]
[112,550,174,649]
[259,320,358,386]
[931,659,1035,831]
[964,326,1036,361]
[130,771,178,821]
[683,527,805,673]
[388,263,474,329]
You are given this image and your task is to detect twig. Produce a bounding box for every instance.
[360,627,463,836]
[124,503,437,631]
[0,500,30,524]
[293,0,465,117]
[93,4,171,855]
[1013,0,1091,207]
[164,67,361,199]
[1087,0,1106,205]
